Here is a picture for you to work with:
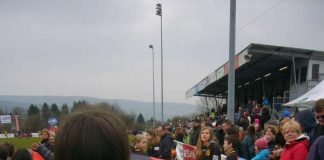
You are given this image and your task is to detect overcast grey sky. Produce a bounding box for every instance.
[1,0,324,104]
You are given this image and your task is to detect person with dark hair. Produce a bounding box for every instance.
[189,119,201,146]
[0,146,8,160]
[243,125,257,159]
[0,142,14,159]
[308,99,324,144]
[12,149,32,160]
[12,148,44,160]
[156,124,173,160]
[54,109,130,160]
[223,135,238,160]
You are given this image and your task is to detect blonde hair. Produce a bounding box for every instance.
[282,120,302,135]
[196,127,217,160]
[132,134,145,146]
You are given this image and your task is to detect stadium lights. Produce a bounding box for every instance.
[255,77,261,81]
[264,73,271,78]
[237,85,242,88]
[244,82,250,86]
[279,66,288,71]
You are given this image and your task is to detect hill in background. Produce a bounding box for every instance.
[0,95,198,120]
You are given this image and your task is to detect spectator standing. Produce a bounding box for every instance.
[308,99,324,144]
[252,138,270,160]
[223,136,238,160]
[157,125,173,160]
[146,129,160,158]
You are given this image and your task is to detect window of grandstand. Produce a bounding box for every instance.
[312,64,319,80]
[300,66,307,83]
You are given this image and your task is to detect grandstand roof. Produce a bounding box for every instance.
[186,43,324,98]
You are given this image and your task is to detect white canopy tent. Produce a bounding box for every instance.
[283,80,324,107]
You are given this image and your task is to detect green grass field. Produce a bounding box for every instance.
[1,137,40,151]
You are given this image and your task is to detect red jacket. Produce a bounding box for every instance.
[280,136,309,160]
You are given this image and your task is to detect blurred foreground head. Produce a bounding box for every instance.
[55,108,130,160]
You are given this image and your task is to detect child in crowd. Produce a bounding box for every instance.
[131,134,148,155]
[252,138,270,160]
[223,135,238,160]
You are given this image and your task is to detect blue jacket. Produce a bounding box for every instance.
[251,149,269,160]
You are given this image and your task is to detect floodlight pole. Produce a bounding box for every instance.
[228,0,236,123]
[156,3,164,122]
[149,45,156,127]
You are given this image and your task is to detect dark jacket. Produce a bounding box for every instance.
[190,127,201,146]
[147,143,160,158]
[308,124,324,145]
[307,135,324,160]
[159,134,173,160]
[226,149,238,160]
[199,141,221,160]
[40,139,54,152]
[36,145,54,160]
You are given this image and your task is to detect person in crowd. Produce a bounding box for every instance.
[222,120,233,135]
[214,119,225,146]
[238,113,249,131]
[39,130,53,152]
[270,118,289,160]
[263,126,277,152]
[262,96,269,106]
[32,143,53,160]
[195,127,221,160]
[174,127,184,143]
[12,148,44,160]
[308,99,324,144]
[146,128,160,157]
[254,119,263,138]
[131,134,148,155]
[252,138,270,160]
[0,146,8,160]
[226,126,247,159]
[244,125,257,159]
[280,119,309,160]
[281,108,291,119]
[189,119,201,146]
[260,105,271,129]
[54,109,130,160]
[223,135,238,160]
[0,142,14,160]
[156,124,173,160]
[246,99,253,113]
[307,135,324,160]
[252,105,261,124]
[295,109,316,137]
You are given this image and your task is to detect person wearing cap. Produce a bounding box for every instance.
[252,138,270,160]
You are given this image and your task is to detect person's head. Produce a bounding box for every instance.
[282,120,302,143]
[12,148,32,160]
[264,126,277,141]
[223,135,236,152]
[0,142,14,158]
[0,146,8,160]
[40,129,50,141]
[222,119,232,133]
[156,124,168,137]
[146,128,159,145]
[247,125,256,136]
[199,127,215,144]
[132,134,147,151]
[54,109,130,160]
[314,99,324,125]
[254,138,268,153]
